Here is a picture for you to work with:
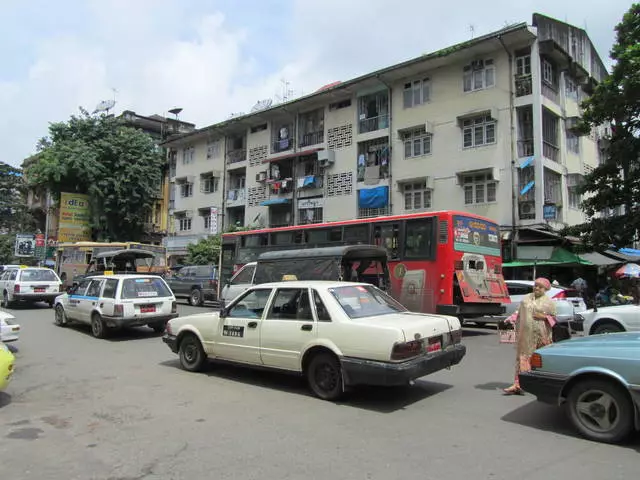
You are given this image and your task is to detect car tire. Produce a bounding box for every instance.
[90,313,108,339]
[592,322,624,335]
[566,378,634,444]
[178,334,206,372]
[306,353,344,401]
[189,288,203,307]
[54,305,68,327]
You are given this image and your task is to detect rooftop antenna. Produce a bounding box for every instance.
[275,79,294,104]
[94,98,116,115]
[469,24,475,39]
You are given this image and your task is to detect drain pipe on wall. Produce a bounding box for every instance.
[376,74,393,214]
[498,35,518,263]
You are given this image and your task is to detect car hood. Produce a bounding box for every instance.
[546,332,640,350]
[351,312,458,341]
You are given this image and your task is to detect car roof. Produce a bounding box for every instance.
[18,267,57,271]
[81,274,164,280]
[249,280,372,289]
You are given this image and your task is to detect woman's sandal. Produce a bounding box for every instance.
[502,385,523,395]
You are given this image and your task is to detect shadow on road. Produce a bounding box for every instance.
[159,359,452,413]
[1,302,51,311]
[502,400,640,450]
[462,328,494,338]
[59,324,164,342]
[0,391,11,408]
[474,381,512,391]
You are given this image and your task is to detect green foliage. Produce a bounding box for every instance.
[0,162,36,234]
[0,234,15,264]
[567,4,640,249]
[186,235,220,266]
[25,109,165,241]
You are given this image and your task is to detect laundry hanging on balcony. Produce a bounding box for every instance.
[519,156,534,168]
[358,186,389,209]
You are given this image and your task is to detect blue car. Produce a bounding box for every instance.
[519,332,640,444]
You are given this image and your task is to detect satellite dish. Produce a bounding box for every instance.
[94,99,116,114]
[250,99,273,113]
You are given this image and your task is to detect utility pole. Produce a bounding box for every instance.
[42,190,51,266]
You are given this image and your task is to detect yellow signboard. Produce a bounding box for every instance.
[58,192,91,242]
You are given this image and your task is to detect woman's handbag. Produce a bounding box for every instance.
[498,312,518,344]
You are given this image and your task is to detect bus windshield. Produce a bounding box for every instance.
[452,215,501,257]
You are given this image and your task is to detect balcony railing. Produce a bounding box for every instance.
[515,74,532,97]
[517,139,534,157]
[543,141,559,162]
[541,82,559,104]
[226,149,247,164]
[358,115,389,134]
[271,138,294,154]
[298,130,324,147]
[227,188,246,206]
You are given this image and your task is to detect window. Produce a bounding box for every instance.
[403,78,430,108]
[462,115,496,148]
[182,146,195,164]
[373,223,399,259]
[566,132,580,154]
[306,228,342,244]
[102,279,118,298]
[312,290,332,321]
[86,280,103,297]
[463,173,497,205]
[19,269,58,282]
[204,215,211,231]
[121,277,172,299]
[403,128,432,158]
[299,206,323,225]
[267,289,313,321]
[206,140,220,159]
[568,187,582,209]
[343,225,369,243]
[74,279,92,295]
[250,123,267,133]
[180,182,193,197]
[515,55,531,76]
[231,265,256,285]
[178,216,192,231]
[565,77,578,100]
[329,284,406,319]
[200,176,219,194]
[463,59,495,92]
[404,218,435,259]
[403,181,432,211]
[542,59,554,86]
[228,289,272,318]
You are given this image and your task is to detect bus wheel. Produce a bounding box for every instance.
[458,316,467,327]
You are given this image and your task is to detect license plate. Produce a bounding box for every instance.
[140,305,156,313]
[34,288,45,293]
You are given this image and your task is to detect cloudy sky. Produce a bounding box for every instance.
[0,0,631,167]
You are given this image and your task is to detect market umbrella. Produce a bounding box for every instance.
[613,263,640,278]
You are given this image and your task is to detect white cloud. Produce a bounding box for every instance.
[0,0,631,167]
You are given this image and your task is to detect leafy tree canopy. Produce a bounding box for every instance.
[25,109,165,241]
[184,226,249,266]
[567,4,640,249]
[0,162,36,234]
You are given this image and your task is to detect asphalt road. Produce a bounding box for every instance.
[0,301,638,480]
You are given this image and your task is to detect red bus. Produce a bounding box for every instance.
[220,210,510,319]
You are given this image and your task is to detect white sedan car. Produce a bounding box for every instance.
[578,303,640,335]
[163,281,466,400]
[0,310,20,343]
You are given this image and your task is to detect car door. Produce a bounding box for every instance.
[66,278,93,322]
[76,279,104,322]
[259,287,318,371]
[98,278,119,317]
[216,288,273,364]
[221,264,256,303]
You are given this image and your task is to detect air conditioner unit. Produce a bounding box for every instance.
[317,150,335,168]
[519,201,535,217]
[256,171,267,182]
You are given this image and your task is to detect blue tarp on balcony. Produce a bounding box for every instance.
[358,186,389,209]
[260,198,291,206]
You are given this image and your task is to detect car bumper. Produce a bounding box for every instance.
[13,292,61,302]
[340,344,467,387]
[202,288,217,301]
[163,333,178,353]
[518,371,567,404]
[102,313,179,329]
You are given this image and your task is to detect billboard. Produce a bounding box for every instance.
[15,233,36,257]
[58,192,91,242]
[453,215,501,257]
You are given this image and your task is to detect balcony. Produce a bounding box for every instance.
[299,131,324,148]
[227,149,247,164]
[359,115,389,134]
[541,82,559,104]
[226,188,246,208]
[272,137,293,154]
[543,141,559,162]
[515,74,532,97]
[517,139,534,158]
[271,122,294,154]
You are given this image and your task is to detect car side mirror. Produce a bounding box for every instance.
[219,307,228,318]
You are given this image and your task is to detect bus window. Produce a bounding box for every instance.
[306,227,342,245]
[243,234,268,247]
[373,223,399,259]
[344,225,369,244]
[404,218,435,260]
[271,232,293,245]
[294,231,304,244]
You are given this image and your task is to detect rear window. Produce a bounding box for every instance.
[120,277,171,299]
[19,269,59,282]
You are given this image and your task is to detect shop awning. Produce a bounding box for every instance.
[259,198,291,206]
[577,252,621,266]
[603,250,640,263]
[503,247,593,268]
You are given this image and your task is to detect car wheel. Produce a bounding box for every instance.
[566,378,634,444]
[90,313,108,339]
[307,353,344,401]
[54,305,68,327]
[178,334,206,372]
[592,322,624,335]
[189,288,203,307]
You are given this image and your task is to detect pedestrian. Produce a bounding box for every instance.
[503,277,557,395]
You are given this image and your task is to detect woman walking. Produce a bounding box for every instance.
[503,277,557,395]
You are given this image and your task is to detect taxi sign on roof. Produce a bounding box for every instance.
[104,270,114,275]
[282,274,298,281]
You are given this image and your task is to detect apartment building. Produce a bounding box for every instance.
[162,13,607,263]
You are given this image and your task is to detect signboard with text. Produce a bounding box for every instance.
[58,192,92,242]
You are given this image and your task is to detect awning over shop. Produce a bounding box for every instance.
[603,250,640,263]
[577,252,622,266]
[259,198,291,206]
[503,247,593,268]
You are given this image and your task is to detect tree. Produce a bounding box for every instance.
[0,162,36,235]
[567,4,640,249]
[25,109,165,241]
[186,235,221,266]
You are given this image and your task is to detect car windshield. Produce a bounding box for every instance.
[121,277,171,299]
[20,269,59,282]
[329,284,407,319]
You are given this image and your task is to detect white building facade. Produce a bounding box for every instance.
[162,14,607,263]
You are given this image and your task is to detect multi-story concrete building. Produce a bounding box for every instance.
[162,14,607,264]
